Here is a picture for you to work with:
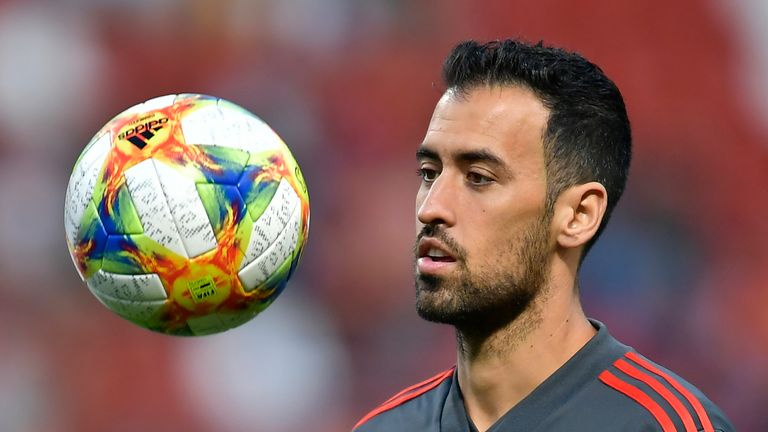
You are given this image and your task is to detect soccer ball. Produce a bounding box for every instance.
[64,94,310,336]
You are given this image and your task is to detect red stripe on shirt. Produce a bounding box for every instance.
[615,358,697,432]
[626,351,715,432]
[354,368,454,430]
[599,370,676,432]
[381,367,455,406]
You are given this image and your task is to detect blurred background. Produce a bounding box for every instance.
[0,0,766,430]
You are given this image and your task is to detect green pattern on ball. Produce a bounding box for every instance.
[110,184,143,234]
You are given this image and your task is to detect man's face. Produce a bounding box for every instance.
[414,86,553,329]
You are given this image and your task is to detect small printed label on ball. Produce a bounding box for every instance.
[188,276,217,303]
[117,114,170,150]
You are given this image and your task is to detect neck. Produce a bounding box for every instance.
[455,262,596,431]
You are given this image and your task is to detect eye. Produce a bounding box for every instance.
[466,171,493,186]
[417,167,439,182]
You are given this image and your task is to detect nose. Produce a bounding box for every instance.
[416,175,456,227]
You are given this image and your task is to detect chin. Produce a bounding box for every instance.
[415,285,465,325]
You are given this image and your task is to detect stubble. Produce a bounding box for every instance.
[414,214,552,351]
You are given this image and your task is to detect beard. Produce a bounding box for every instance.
[414,214,552,334]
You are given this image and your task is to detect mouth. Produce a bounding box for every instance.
[416,238,457,274]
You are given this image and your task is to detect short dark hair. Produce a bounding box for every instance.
[442,39,632,257]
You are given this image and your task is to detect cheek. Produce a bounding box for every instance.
[468,209,527,257]
[463,221,503,261]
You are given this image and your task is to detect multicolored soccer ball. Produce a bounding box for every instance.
[64,94,310,336]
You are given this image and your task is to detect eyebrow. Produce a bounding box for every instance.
[454,149,506,168]
[417,146,508,172]
[416,147,439,161]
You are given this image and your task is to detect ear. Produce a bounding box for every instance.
[552,182,608,250]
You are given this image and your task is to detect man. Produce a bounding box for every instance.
[353,40,734,431]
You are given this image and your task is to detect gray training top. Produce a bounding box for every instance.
[353,320,734,432]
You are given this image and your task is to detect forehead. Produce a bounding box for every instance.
[420,86,549,166]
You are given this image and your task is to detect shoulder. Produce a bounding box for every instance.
[353,367,455,432]
[588,350,735,432]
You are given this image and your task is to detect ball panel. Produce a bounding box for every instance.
[101,234,149,274]
[238,143,309,257]
[215,300,272,330]
[165,250,239,312]
[64,131,111,246]
[101,233,181,276]
[175,93,218,104]
[87,286,166,327]
[123,94,177,115]
[191,145,250,185]
[124,159,188,258]
[238,155,284,222]
[178,102,221,144]
[217,99,287,153]
[152,159,218,258]
[186,314,226,336]
[239,179,300,271]
[87,269,168,301]
[179,97,285,154]
[72,128,110,168]
[69,200,109,280]
[98,181,143,235]
[215,99,284,152]
[245,244,297,304]
[186,296,275,336]
[238,201,301,291]
[234,206,254,266]
[195,184,247,239]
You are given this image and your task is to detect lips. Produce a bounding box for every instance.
[417,238,456,262]
[416,238,458,276]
